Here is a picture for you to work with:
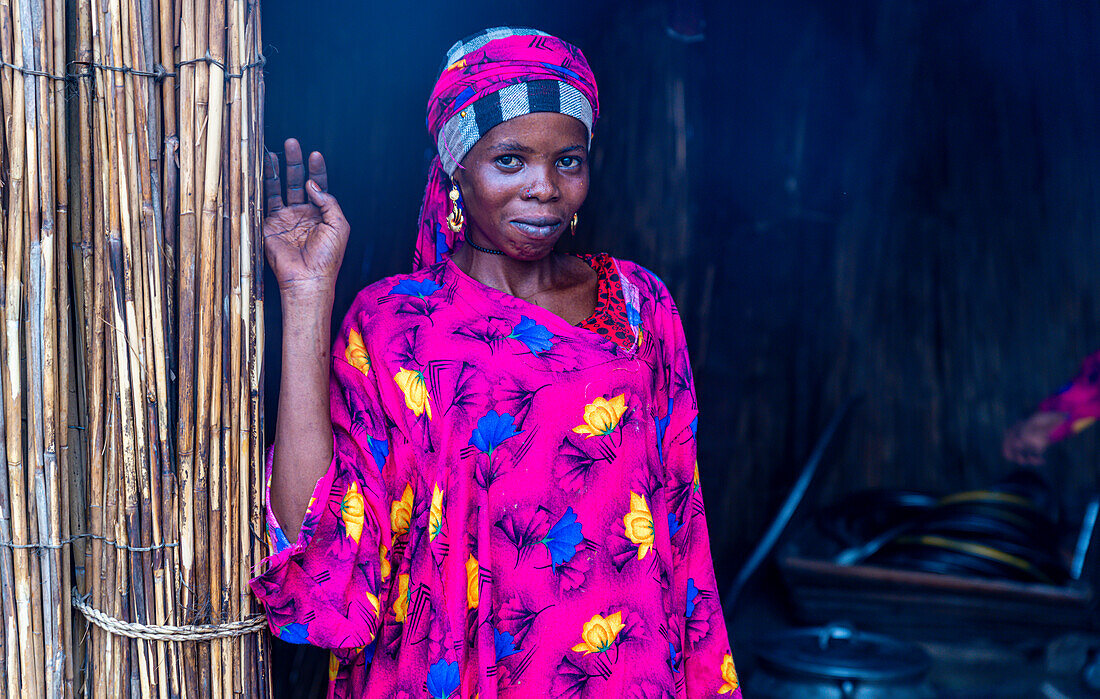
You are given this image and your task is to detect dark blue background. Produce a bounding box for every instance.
[261,1,1100,693]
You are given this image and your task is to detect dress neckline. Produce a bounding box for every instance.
[441,253,589,317]
[440,253,634,352]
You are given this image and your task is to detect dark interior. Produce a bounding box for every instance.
[261,1,1100,694]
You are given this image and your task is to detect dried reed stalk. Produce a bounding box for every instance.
[0,1,21,694]
[4,0,44,694]
[0,0,267,694]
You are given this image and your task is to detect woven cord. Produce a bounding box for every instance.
[0,54,266,83]
[71,588,266,642]
[0,532,178,552]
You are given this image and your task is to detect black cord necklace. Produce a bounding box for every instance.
[464,238,505,256]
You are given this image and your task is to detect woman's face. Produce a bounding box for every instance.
[454,112,589,261]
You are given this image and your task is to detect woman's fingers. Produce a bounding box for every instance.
[264,150,283,213]
[1003,424,1030,463]
[284,138,306,205]
[267,140,330,210]
[1003,418,1051,465]
[308,151,328,192]
[306,180,348,232]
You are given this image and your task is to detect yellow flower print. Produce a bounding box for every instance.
[341,482,365,544]
[366,590,380,617]
[466,554,480,610]
[379,543,391,581]
[390,484,414,541]
[328,651,339,681]
[345,328,370,376]
[693,461,701,493]
[718,653,739,694]
[570,612,625,655]
[393,573,410,623]
[1073,416,1097,434]
[394,368,433,420]
[572,394,627,438]
[428,484,444,542]
[623,491,655,559]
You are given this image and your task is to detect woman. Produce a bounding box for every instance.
[1004,350,1100,464]
[251,27,740,698]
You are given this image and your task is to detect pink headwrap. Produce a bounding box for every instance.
[414,30,600,270]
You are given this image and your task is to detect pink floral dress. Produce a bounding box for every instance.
[1039,350,1100,442]
[249,255,741,698]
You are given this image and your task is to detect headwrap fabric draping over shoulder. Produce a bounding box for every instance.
[414,27,600,270]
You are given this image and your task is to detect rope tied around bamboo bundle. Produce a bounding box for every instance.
[0,532,180,553]
[0,54,266,83]
[71,588,267,642]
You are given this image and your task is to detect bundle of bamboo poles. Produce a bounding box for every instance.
[0,0,269,694]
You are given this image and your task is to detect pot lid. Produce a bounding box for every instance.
[755,624,931,683]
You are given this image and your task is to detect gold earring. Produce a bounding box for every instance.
[447,182,465,234]
[570,213,578,236]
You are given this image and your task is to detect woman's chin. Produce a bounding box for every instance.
[506,237,562,261]
[503,225,564,256]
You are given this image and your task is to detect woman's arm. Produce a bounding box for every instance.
[635,265,739,697]
[262,138,351,540]
[1003,350,1100,465]
[1002,410,1067,465]
[271,288,336,540]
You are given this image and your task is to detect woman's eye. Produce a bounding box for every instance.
[495,155,521,168]
[558,156,582,169]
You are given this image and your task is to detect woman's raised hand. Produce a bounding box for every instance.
[263,138,350,296]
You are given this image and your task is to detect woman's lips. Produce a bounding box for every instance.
[510,217,563,239]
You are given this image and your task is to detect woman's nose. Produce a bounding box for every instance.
[521,169,559,201]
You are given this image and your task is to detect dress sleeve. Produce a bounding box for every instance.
[653,283,742,698]
[249,295,394,653]
[1037,350,1100,442]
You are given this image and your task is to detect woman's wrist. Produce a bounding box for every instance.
[279,278,337,308]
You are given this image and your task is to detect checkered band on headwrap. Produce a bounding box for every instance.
[437,79,595,174]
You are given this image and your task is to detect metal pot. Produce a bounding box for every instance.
[749,624,935,699]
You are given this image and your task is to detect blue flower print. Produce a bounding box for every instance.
[626,301,641,327]
[686,578,700,618]
[669,641,680,672]
[435,225,450,264]
[278,621,310,644]
[667,512,683,538]
[367,435,388,472]
[541,507,583,570]
[390,278,442,298]
[543,61,583,82]
[426,658,460,699]
[452,86,476,112]
[655,396,674,463]
[271,522,292,553]
[469,410,521,456]
[508,316,555,355]
[494,627,522,662]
